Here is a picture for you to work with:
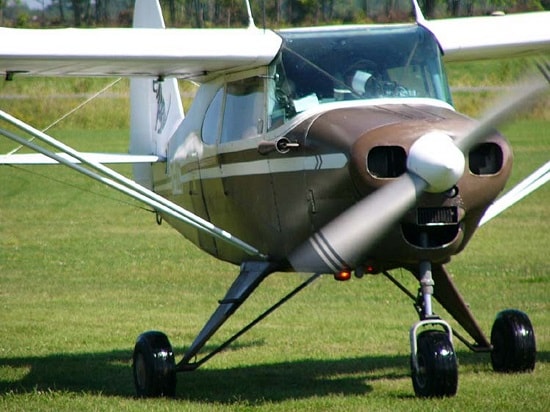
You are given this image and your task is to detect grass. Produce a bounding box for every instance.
[0,61,549,410]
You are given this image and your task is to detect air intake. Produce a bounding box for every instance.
[367,146,407,178]
[469,143,503,175]
[417,207,458,226]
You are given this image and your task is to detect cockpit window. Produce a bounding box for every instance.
[273,25,452,120]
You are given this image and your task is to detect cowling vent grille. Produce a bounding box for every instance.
[417,207,458,226]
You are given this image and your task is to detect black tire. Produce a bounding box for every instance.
[490,309,536,373]
[132,331,177,398]
[411,330,458,398]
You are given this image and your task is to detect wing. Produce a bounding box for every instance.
[423,12,550,62]
[0,26,282,79]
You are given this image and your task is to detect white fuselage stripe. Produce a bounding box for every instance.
[157,153,348,192]
[203,153,347,180]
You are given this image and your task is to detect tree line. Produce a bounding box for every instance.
[1,0,548,28]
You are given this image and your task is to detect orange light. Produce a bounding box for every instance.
[334,269,352,281]
[363,260,380,275]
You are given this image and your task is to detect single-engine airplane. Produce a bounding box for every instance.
[1,0,549,399]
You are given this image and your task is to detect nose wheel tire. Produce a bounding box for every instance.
[411,330,458,398]
[132,331,177,398]
[490,309,536,373]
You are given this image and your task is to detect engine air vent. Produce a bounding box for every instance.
[469,143,503,175]
[417,207,458,226]
[367,146,407,178]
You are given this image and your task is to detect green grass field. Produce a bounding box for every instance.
[0,62,549,410]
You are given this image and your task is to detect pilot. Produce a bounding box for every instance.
[340,60,382,99]
[341,60,411,99]
[350,69,381,97]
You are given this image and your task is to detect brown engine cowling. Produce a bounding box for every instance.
[302,103,512,268]
[348,115,512,265]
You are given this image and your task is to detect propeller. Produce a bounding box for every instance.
[290,63,550,273]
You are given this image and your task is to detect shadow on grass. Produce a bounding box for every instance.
[1,348,548,404]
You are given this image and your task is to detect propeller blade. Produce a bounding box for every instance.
[290,62,550,274]
[456,71,549,153]
[290,173,427,272]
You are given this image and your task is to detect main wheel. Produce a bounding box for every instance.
[411,330,458,398]
[491,309,536,373]
[132,331,177,398]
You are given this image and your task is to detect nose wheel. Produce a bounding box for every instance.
[409,260,458,397]
[410,322,458,397]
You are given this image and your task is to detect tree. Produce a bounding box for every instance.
[71,0,84,26]
[422,0,437,18]
[56,0,66,24]
[96,0,108,24]
[0,0,5,26]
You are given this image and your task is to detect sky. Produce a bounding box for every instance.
[21,0,53,9]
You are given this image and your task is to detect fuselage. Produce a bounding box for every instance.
[152,24,512,273]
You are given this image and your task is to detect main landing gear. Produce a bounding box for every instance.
[131,261,322,398]
[490,309,536,373]
[132,331,177,397]
[131,260,536,398]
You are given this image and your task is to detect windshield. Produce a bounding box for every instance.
[272,25,452,121]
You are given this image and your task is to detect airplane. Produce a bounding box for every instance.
[0,0,549,399]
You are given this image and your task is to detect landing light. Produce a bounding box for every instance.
[334,269,352,281]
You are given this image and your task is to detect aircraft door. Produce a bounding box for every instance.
[199,74,285,261]
[265,62,311,257]
[267,135,310,257]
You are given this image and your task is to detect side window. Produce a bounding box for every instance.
[202,87,224,145]
[268,60,296,130]
[220,77,265,144]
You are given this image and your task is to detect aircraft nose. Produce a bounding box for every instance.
[349,121,470,198]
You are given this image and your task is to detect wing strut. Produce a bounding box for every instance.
[479,160,550,226]
[177,261,321,372]
[0,109,265,259]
